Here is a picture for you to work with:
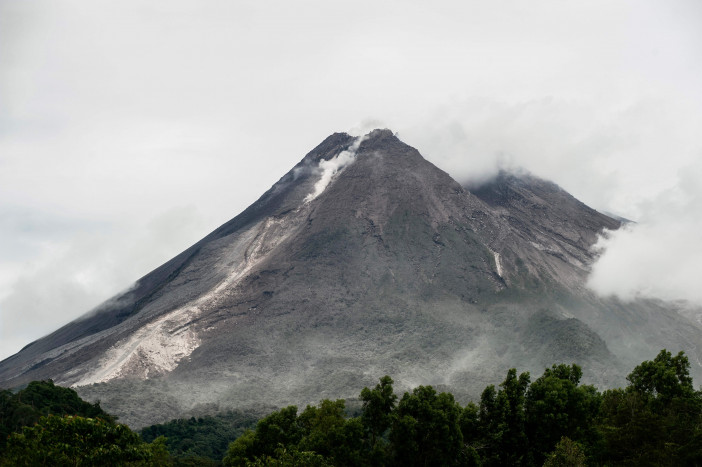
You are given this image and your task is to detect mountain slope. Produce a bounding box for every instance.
[1,129,701,428]
[0,132,357,385]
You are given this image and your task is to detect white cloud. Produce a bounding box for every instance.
[400,95,701,217]
[587,160,702,303]
[1,0,701,359]
[0,206,206,356]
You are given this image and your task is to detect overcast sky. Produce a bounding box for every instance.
[1,0,701,361]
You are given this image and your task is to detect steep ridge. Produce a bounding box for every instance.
[2,129,701,428]
[0,133,356,385]
[469,171,621,290]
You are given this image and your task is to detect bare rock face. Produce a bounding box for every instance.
[2,129,701,428]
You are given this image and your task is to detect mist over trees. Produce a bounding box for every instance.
[223,349,702,466]
[2,349,702,466]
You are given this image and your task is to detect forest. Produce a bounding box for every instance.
[1,349,701,466]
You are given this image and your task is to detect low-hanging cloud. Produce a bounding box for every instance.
[587,159,702,304]
[392,96,702,306]
[397,96,700,217]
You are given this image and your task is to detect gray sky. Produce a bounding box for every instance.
[2,0,701,360]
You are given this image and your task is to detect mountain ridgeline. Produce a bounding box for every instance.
[1,129,701,428]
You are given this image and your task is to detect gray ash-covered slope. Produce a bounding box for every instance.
[0,132,355,382]
[2,129,702,428]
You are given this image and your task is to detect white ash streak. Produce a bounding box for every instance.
[492,250,503,277]
[73,307,202,385]
[72,216,296,386]
[304,136,366,203]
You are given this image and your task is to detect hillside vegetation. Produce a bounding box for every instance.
[2,349,701,466]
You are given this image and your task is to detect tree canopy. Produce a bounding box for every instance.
[2,415,163,466]
[0,379,114,450]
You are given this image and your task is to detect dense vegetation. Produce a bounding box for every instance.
[2,414,169,466]
[222,349,702,466]
[140,411,258,464]
[2,349,702,466]
[0,380,167,466]
[0,379,115,450]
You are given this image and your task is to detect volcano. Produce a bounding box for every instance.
[2,129,701,427]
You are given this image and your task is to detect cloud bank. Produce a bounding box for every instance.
[587,160,702,304]
[1,0,701,359]
[398,97,702,307]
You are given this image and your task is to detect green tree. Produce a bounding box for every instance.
[223,406,302,466]
[1,415,153,466]
[598,388,663,465]
[496,368,530,465]
[16,380,113,421]
[223,429,256,466]
[542,436,586,467]
[0,380,115,449]
[257,406,302,452]
[525,363,600,464]
[390,385,464,466]
[140,411,257,462]
[360,376,397,443]
[0,389,20,445]
[146,436,174,466]
[458,402,481,466]
[475,384,500,465]
[599,350,702,466]
[475,368,530,466]
[359,375,397,464]
[245,445,332,466]
[298,399,364,465]
[626,349,694,403]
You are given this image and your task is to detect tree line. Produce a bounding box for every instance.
[2,349,702,466]
[223,349,702,466]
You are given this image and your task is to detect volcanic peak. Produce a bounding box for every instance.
[2,129,701,430]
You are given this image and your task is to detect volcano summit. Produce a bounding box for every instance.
[2,129,701,427]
